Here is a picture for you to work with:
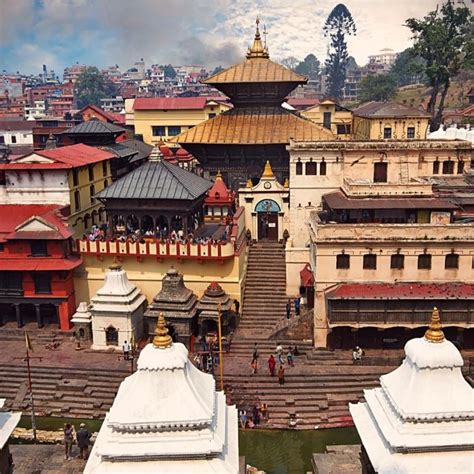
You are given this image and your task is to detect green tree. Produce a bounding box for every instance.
[295,54,321,79]
[163,64,177,80]
[74,67,115,108]
[358,74,398,102]
[389,48,426,86]
[323,3,357,100]
[406,1,474,130]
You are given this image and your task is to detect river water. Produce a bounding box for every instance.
[18,417,360,473]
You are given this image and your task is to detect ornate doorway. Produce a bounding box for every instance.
[255,199,280,241]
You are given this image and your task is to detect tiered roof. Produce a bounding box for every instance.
[204,171,235,205]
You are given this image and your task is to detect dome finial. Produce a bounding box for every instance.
[262,160,274,178]
[153,312,173,349]
[424,307,445,343]
[246,17,270,59]
[216,169,222,181]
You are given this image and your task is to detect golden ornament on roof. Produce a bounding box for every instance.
[424,307,445,343]
[262,160,275,178]
[246,17,270,59]
[153,312,173,349]
[246,179,253,188]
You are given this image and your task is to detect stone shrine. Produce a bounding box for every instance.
[71,301,92,343]
[145,267,198,346]
[350,308,474,473]
[90,263,146,350]
[85,314,240,473]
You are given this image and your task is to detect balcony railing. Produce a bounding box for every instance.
[342,178,433,197]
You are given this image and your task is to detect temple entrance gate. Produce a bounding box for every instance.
[256,199,280,241]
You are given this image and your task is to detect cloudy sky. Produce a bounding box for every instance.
[1,0,442,76]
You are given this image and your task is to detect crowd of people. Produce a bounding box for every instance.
[239,400,269,429]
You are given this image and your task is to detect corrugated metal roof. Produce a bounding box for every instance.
[96,160,212,201]
[204,58,307,84]
[327,283,474,300]
[99,143,138,159]
[353,101,431,118]
[62,121,125,135]
[120,139,153,163]
[173,107,335,145]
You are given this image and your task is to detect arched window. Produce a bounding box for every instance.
[105,326,119,346]
[305,160,316,175]
[296,160,303,175]
[442,160,454,174]
[319,159,327,176]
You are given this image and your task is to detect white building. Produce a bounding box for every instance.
[0,398,21,473]
[24,100,46,120]
[350,308,474,473]
[85,313,239,473]
[100,96,124,114]
[368,48,398,66]
[0,120,34,147]
[90,264,146,350]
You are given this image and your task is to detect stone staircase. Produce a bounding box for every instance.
[238,242,288,338]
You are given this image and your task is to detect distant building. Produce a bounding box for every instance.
[24,100,46,120]
[63,64,87,84]
[100,96,125,114]
[368,48,398,68]
[0,120,34,149]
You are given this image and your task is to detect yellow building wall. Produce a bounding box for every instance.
[134,103,231,145]
[67,160,112,237]
[301,103,353,139]
[353,116,430,140]
[73,249,247,308]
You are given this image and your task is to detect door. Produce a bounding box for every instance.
[267,213,278,240]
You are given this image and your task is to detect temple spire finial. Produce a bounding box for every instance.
[153,312,173,349]
[246,17,270,59]
[216,169,223,181]
[262,160,275,178]
[424,307,445,343]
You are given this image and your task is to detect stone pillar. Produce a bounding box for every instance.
[35,304,43,328]
[14,304,22,328]
[58,302,71,331]
[314,326,328,348]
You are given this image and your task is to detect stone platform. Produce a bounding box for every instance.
[312,445,362,473]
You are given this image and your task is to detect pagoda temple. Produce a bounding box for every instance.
[204,171,235,221]
[174,19,334,190]
[349,308,474,473]
[85,313,239,473]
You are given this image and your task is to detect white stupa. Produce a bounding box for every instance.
[85,313,239,473]
[90,263,146,350]
[350,308,474,473]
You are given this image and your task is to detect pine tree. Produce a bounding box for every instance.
[323,4,356,100]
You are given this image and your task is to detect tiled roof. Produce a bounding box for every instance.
[322,191,457,210]
[0,204,71,240]
[0,120,35,131]
[204,174,234,205]
[327,283,474,300]
[80,104,124,124]
[0,258,82,271]
[0,144,115,170]
[133,97,210,110]
[173,107,335,145]
[62,120,125,135]
[353,101,431,118]
[96,160,212,201]
[204,58,307,84]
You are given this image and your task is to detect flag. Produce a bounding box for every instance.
[25,330,33,352]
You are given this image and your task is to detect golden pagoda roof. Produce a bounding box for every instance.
[173,107,335,145]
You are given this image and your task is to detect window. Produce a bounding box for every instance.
[74,190,81,211]
[336,124,351,135]
[167,126,181,136]
[383,127,392,139]
[0,271,22,294]
[34,272,52,294]
[373,162,388,183]
[336,253,350,269]
[295,160,303,175]
[433,159,440,174]
[90,184,95,203]
[103,179,108,188]
[305,161,317,175]
[363,254,377,269]
[457,161,465,175]
[0,243,4,251]
[390,254,405,269]
[445,253,459,269]
[418,254,432,270]
[72,169,79,186]
[11,136,17,144]
[152,126,166,136]
[407,127,415,139]
[102,161,107,176]
[319,159,327,176]
[323,112,331,129]
[0,136,4,144]
[88,165,94,181]
[30,240,48,257]
[442,160,454,175]
[208,113,216,119]
[0,171,5,185]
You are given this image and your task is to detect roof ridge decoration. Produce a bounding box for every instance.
[153,312,173,349]
[246,17,270,59]
[262,160,275,178]
[424,307,445,343]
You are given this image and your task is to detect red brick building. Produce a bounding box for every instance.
[0,205,82,330]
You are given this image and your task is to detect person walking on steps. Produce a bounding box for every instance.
[278,365,285,385]
[294,296,301,317]
[251,343,259,374]
[276,343,284,365]
[268,354,276,376]
[286,299,291,319]
[122,340,131,361]
[287,347,294,367]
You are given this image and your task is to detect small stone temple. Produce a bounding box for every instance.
[85,314,240,473]
[196,282,235,336]
[145,267,198,346]
[71,301,92,343]
[90,264,146,350]
[349,308,474,473]
[203,171,236,222]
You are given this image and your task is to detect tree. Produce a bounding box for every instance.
[323,4,357,100]
[163,64,177,80]
[358,74,398,102]
[406,1,473,130]
[389,48,426,86]
[295,54,321,79]
[281,56,300,71]
[74,67,114,108]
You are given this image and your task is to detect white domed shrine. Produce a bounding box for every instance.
[349,308,474,473]
[85,313,239,473]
